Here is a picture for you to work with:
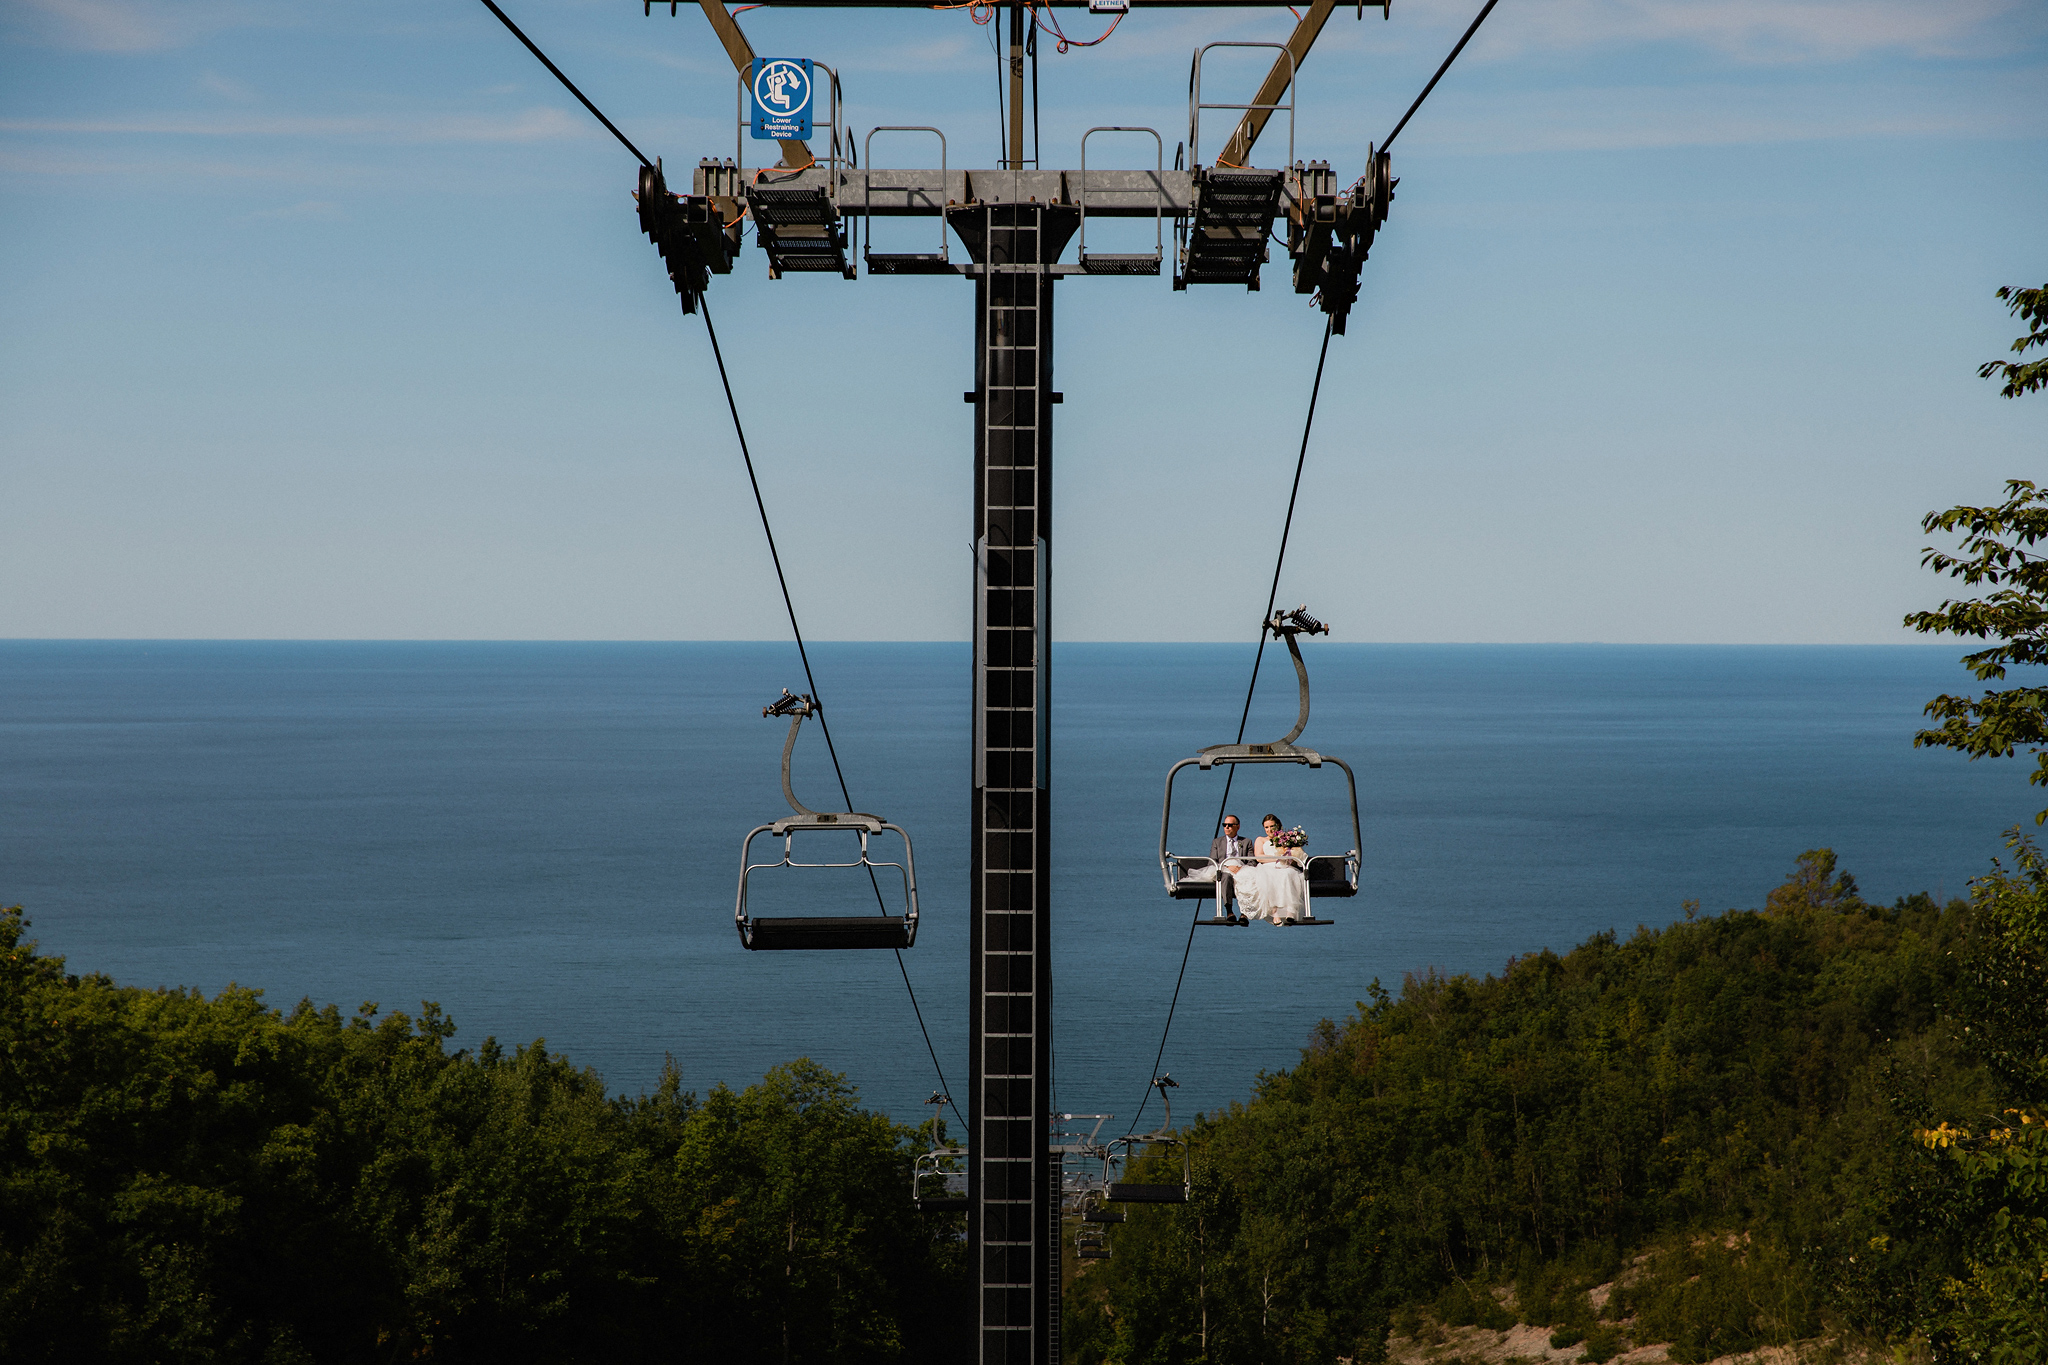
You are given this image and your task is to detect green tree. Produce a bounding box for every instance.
[1920,1113,2048,1365]
[1906,479,2048,824]
[1979,284,2048,399]
[1905,288,2048,824]
[1908,834,2048,1363]
[1953,834,2048,1106]
[1763,847,1864,916]
[673,1058,966,1363]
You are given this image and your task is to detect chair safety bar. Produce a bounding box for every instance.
[1158,754,1361,901]
[735,821,921,950]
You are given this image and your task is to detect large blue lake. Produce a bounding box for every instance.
[0,641,2032,1128]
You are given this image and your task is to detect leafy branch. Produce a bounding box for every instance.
[1979,284,2048,400]
[1906,280,2048,825]
[1906,481,2048,821]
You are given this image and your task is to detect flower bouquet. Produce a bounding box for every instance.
[1272,826,1307,851]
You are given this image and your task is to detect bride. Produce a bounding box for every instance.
[1234,813,1311,925]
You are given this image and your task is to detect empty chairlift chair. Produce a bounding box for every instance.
[913,1146,970,1214]
[913,1091,970,1213]
[734,690,923,950]
[1054,1111,1117,1233]
[1159,607,1361,926]
[1107,1077,1191,1206]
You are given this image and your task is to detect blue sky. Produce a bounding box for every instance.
[2,0,2043,641]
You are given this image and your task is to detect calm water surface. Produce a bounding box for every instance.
[0,641,2030,1127]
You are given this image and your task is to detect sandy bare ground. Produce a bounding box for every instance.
[1380,1274,1880,1365]
[1384,1320,1869,1365]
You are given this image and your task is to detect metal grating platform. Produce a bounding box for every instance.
[1078,253,1162,276]
[747,185,856,279]
[865,252,959,275]
[1176,167,1285,290]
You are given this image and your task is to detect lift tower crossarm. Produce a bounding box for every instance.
[666,1,1320,7]
[695,0,814,167]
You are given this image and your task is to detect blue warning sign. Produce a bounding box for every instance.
[749,58,813,141]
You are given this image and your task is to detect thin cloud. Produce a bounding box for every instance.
[832,34,981,75]
[640,47,735,78]
[0,106,593,145]
[1400,0,2036,65]
[6,0,268,53]
[0,147,352,180]
[249,198,342,220]
[198,71,259,102]
[1401,67,2048,154]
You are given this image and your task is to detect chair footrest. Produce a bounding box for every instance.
[1107,1182,1187,1204]
[743,917,912,950]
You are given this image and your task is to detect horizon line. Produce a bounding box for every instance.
[0,637,1959,648]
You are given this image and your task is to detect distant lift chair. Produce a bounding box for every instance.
[1106,1076,1191,1206]
[734,690,922,950]
[913,1093,970,1213]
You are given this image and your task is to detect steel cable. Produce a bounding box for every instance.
[699,298,966,1131]
[468,0,1476,1163]
[1379,0,1501,154]
[476,0,652,168]
[465,0,964,1132]
[1128,315,1337,1136]
[1123,0,1495,1141]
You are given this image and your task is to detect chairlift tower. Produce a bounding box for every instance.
[635,4,1398,1360]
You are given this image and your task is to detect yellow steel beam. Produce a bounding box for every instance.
[697,0,815,168]
[1217,0,1335,168]
[1008,3,1025,171]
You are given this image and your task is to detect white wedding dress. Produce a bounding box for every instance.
[1234,838,1310,924]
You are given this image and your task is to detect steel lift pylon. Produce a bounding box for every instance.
[636,4,1396,1360]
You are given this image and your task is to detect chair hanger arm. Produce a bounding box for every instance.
[764,690,823,818]
[1277,628,1311,746]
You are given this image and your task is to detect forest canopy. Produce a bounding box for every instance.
[0,908,967,1364]
[1062,847,2046,1365]
[5,841,2044,1363]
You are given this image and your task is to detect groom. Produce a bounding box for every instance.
[1209,817,1252,923]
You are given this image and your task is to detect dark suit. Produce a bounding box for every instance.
[1208,834,1252,916]
[1211,834,1252,865]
